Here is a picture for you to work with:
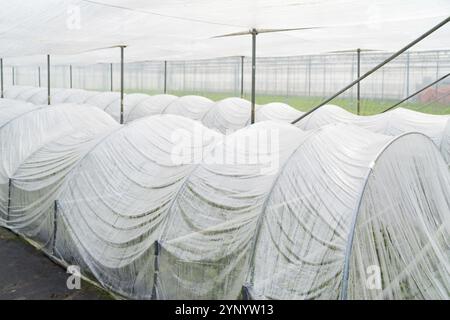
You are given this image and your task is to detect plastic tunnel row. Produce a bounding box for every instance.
[0,98,449,299]
[3,85,450,167]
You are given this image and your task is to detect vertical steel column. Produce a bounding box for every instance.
[240,56,244,98]
[435,52,440,90]
[322,58,326,97]
[250,29,257,124]
[12,66,15,86]
[356,48,361,115]
[308,56,311,97]
[164,60,167,94]
[120,46,125,124]
[110,63,113,91]
[69,65,73,88]
[151,241,161,299]
[47,54,51,105]
[406,52,410,96]
[52,200,58,255]
[0,58,3,98]
[38,66,41,87]
[7,179,11,222]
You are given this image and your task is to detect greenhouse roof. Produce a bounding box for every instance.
[1,0,450,65]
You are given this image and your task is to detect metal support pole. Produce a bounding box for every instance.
[356,48,361,115]
[250,29,257,124]
[52,200,58,255]
[38,66,41,87]
[382,72,450,113]
[12,67,15,86]
[322,58,326,97]
[435,52,440,90]
[47,54,51,105]
[291,16,450,125]
[405,52,410,97]
[0,58,3,98]
[120,46,125,124]
[240,56,244,98]
[307,56,312,97]
[242,285,251,300]
[7,178,11,222]
[69,65,73,88]
[164,60,167,94]
[151,240,160,299]
[110,63,113,91]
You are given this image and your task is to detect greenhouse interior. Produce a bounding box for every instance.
[0,0,449,302]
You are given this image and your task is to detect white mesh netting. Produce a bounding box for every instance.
[5,86,450,166]
[0,97,448,299]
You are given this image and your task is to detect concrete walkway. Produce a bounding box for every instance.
[0,227,112,300]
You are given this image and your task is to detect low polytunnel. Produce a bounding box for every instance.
[3,86,450,166]
[0,97,448,300]
[4,86,211,124]
[295,104,450,166]
[256,102,304,123]
[163,95,214,121]
[157,122,450,300]
[202,97,255,133]
[0,100,118,226]
[123,94,178,122]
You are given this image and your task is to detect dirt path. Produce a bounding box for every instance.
[0,227,112,300]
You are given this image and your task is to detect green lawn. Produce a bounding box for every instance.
[124,89,450,116]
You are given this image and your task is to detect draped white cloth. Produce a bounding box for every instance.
[296,104,450,166]
[0,98,449,299]
[5,86,450,166]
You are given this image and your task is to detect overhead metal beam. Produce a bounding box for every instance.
[382,72,450,113]
[251,29,257,124]
[291,16,450,125]
[47,54,50,105]
[120,46,125,124]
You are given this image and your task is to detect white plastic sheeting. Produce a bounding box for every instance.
[296,104,450,166]
[0,97,449,299]
[202,97,255,134]
[1,1,449,64]
[4,86,450,165]
[0,102,118,227]
[256,102,303,123]
[4,86,249,131]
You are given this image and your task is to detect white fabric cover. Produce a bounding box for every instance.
[163,95,214,121]
[1,1,449,63]
[202,97,255,133]
[296,104,450,166]
[0,101,118,226]
[0,96,448,300]
[125,94,178,122]
[5,86,450,167]
[256,102,304,123]
[4,86,450,166]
